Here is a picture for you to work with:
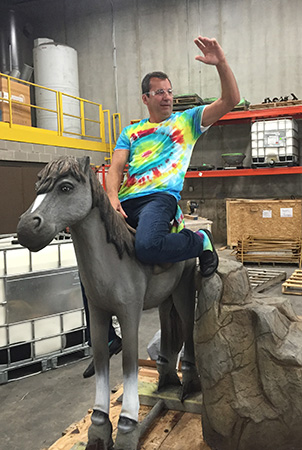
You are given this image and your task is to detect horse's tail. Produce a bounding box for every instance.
[170,303,184,354]
[159,300,184,356]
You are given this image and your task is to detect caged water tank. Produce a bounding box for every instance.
[33,38,81,137]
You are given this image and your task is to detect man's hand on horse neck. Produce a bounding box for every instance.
[108,194,128,219]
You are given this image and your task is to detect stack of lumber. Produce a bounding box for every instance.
[236,236,302,266]
[46,362,210,450]
[282,269,302,295]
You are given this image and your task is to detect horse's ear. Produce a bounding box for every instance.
[77,156,91,174]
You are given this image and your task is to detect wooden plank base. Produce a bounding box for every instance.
[137,381,203,414]
[47,366,210,450]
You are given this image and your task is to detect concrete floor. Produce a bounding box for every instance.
[1,249,301,450]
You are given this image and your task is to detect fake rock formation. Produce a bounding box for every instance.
[194,258,302,450]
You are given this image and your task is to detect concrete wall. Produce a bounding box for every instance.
[13,0,302,127]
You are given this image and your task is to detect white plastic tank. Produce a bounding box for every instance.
[33,38,81,137]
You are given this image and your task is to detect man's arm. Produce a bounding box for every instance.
[194,36,240,127]
[106,149,129,217]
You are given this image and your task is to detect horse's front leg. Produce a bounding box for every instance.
[86,304,113,450]
[114,305,142,450]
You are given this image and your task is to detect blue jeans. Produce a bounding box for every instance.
[122,193,203,264]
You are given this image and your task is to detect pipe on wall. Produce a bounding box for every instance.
[110,0,119,113]
[8,9,20,76]
[0,22,9,74]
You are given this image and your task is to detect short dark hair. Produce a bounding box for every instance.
[141,71,172,95]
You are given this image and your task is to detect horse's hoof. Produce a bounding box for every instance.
[114,416,140,450]
[86,411,113,450]
[86,439,113,450]
[156,356,181,391]
[180,360,201,402]
[157,371,181,391]
[91,409,110,426]
[117,415,138,433]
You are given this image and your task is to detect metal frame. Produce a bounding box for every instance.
[0,239,89,384]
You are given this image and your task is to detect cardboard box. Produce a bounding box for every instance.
[226,199,302,247]
[0,77,31,126]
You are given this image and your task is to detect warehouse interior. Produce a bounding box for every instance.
[1,0,302,449]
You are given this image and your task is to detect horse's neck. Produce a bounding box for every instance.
[70,207,110,271]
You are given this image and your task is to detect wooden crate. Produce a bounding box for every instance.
[0,76,31,126]
[46,363,210,450]
[226,199,302,248]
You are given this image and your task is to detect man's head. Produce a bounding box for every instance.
[141,71,173,123]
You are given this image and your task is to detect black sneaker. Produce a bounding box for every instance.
[199,229,219,277]
[83,336,122,378]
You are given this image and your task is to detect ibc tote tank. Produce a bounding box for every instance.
[33,38,81,137]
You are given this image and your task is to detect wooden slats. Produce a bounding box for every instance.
[236,236,302,266]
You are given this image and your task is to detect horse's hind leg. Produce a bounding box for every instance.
[85,305,113,450]
[157,296,182,391]
[173,267,201,401]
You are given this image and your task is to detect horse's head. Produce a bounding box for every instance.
[17,156,94,252]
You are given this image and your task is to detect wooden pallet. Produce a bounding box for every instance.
[247,268,287,292]
[173,94,203,105]
[46,363,210,450]
[236,237,302,266]
[282,269,302,295]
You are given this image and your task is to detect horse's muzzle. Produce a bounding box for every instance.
[17,212,57,252]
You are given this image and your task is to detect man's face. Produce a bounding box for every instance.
[142,77,173,123]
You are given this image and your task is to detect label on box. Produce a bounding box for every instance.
[1,91,25,103]
[262,210,272,218]
[264,131,286,147]
[280,208,293,218]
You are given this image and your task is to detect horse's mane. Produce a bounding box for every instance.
[36,156,135,259]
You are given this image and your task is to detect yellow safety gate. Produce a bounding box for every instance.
[0,72,121,163]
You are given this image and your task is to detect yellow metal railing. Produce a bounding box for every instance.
[0,72,120,162]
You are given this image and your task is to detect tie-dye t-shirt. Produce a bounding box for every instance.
[115,105,208,202]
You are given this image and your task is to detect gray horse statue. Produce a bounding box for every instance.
[17,156,200,450]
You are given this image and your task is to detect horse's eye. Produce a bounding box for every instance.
[61,184,73,193]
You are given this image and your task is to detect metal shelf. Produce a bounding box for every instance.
[186,105,302,178]
[214,104,302,125]
[185,166,302,179]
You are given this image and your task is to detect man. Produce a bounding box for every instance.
[106,36,240,276]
